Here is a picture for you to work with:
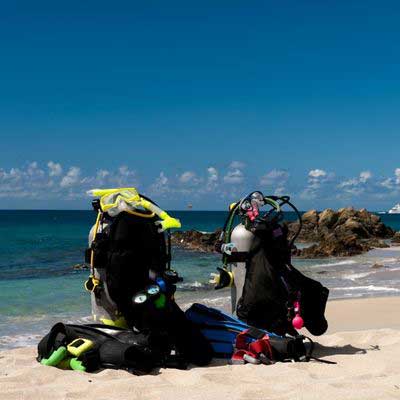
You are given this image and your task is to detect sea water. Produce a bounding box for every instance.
[1,210,400,349]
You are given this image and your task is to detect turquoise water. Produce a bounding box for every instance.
[1,210,400,349]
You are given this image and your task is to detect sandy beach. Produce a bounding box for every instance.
[1,296,400,400]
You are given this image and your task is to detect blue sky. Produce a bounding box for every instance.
[1,1,400,210]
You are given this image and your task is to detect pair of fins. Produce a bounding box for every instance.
[185,303,281,358]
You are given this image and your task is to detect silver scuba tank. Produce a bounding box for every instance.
[230,223,258,314]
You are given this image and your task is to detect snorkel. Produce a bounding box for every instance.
[87,187,181,232]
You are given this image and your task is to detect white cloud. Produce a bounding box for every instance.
[300,169,335,199]
[206,166,218,190]
[157,172,168,186]
[381,177,394,189]
[207,167,218,183]
[27,162,44,177]
[223,161,245,184]
[97,169,110,180]
[359,170,372,183]
[337,170,374,197]
[395,168,400,185]
[179,171,197,184]
[148,171,169,195]
[308,169,327,178]
[259,169,289,196]
[47,161,63,177]
[60,166,81,188]
[223,168,244,184]
[229,161,246,169]
[260,169,289,186]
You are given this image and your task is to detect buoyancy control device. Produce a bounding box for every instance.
[84,187,183,328]
[211,191,329,337]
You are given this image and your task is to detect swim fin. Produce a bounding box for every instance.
[185,303,280,358]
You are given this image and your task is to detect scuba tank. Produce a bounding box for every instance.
[229,223,258,314]
[211,191,329,337]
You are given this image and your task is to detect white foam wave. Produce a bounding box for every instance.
[344,272,375,280]
[311,260,357,268]
[0,333,42,349]
[179,281,205,290]
[379,257,400,264]
[332,285,400,292]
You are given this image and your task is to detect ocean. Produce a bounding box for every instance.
[1,210,400,350]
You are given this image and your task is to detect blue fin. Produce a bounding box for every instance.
[185,303,280,358]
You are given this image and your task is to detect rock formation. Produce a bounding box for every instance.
[170,207,396,258]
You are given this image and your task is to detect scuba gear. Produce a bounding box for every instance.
[85,187,182,328]
[229,222,259,312]
[209,267,234,290]
[185,303,326,364]
[221,242,237,255]
[40,341,90,372]
[38,317,213,374]
[78,187,213,371]
[132,284,167,310]
[67,338,94,357]
[40,346,68,367]
[37,323,171,374]
[212,191,328,337]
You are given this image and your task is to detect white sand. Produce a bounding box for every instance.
[1,297,400,400]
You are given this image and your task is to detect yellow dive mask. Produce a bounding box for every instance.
[87,187,181,232]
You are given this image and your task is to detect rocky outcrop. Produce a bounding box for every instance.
[291,207,392,258]
[392,231,400,243]
[171,229,222,253]
[299,234,368,258]
[288,207,393,243]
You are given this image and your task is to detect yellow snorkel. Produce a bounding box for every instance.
[87,187,181,232]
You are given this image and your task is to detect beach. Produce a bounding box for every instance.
[1,296,400,400]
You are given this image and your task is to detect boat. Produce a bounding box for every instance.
[388,204,400,214]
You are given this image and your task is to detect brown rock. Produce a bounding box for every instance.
[318,208,338,229]
[298,233,367,258]
[371,262,384,269]
[336,207,357,225]
[301,209,319,225]
[392,231,400,243]
[365,239,390,249]
[342,218,370,238]
[171,229,222,252]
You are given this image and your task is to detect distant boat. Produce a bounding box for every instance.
[187,203,193,210]
[388,204,400,214]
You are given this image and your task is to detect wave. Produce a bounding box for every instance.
[310,260,357,268]
[0,333,42,350]
[343,271,375,280]
[332,285,400,292]
[378,257,400,264]
[178,281,208,291]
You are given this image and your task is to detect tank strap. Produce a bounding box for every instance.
[225,242,263,263]
[225,252,249,263]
